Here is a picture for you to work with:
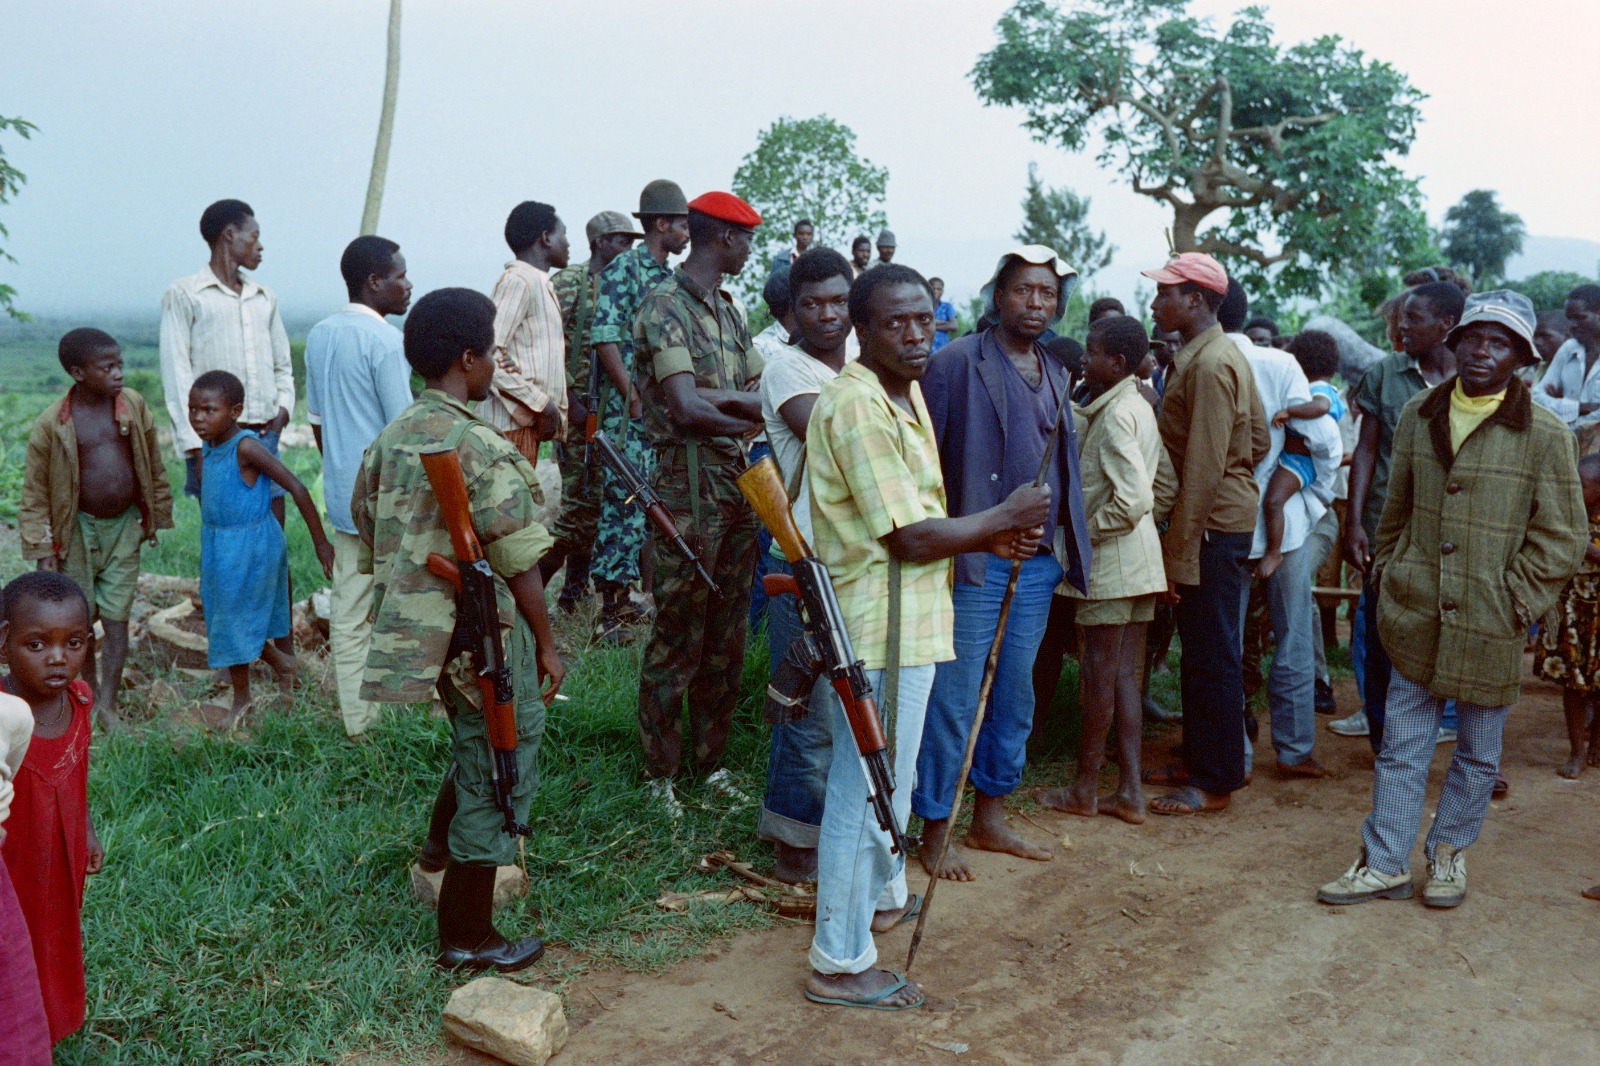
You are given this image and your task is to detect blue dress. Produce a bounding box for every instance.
[199,430,290,668]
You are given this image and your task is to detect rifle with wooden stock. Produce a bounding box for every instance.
[420,447,532,839]
[736,456,910,857]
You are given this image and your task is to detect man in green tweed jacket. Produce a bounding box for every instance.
[1319,290,1585,910]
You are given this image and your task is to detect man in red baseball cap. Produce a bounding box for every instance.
[1139,251,1270,816]
[631,191,767,814]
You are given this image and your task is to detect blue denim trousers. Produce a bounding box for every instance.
[1262,542,1317,766]
[912,552,1062,820]
[1176,530,1253,795]
[1361,672,1506,875]
[809,664,934,975]
[758,557,832,849]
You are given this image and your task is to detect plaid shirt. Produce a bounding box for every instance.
[808,360,953,670]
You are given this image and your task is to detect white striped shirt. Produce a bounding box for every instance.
[478,260,567,435]
[159,266,294,453]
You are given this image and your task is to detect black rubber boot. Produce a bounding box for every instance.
[417,764,458,873]
[556,553,592,614]
[594,583,635,646]
[435,861,544,973]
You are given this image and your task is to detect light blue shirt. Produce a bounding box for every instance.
[304,304,413,534]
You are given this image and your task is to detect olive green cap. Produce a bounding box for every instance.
[633,179,688,218]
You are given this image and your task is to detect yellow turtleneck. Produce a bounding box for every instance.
[1449,380,1506,452]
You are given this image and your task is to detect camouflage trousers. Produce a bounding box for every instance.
[543,435,602,587]
[592,396,651,588]
[438,615,545,867]
[637,452,757,778]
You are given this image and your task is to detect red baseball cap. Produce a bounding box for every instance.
[1141,252,1228,295]
[687,191,762,230]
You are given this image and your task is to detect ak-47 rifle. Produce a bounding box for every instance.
[580,344,601,493]
[590,429,718,592]
[420,447,532,839]
[736,457,910,857]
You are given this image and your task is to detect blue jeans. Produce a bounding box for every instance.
[1176,530,1253,795]
[185,427,285,499]
[1361,672,1506,875]
[809,664,934,975]
[1363,581,1455,750]
[758,557,831,848]
[1262,543,1316,766]
[913,552,1062,819]
[747,441,774,629]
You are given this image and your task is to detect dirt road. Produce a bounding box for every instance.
[484,667,1597,1065]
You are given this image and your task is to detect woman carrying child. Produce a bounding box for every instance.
[1534,453,1600,778]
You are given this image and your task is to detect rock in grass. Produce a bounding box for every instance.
[410,864,529,910]
[443,977,567,1065]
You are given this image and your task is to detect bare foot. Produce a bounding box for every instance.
[1148,786,1230,816]
[773,842,817,885]
[1278,758,1329,779]
[918,819,974,882]
[262,644,299,683]
[1253,549,1283,580]
[1038,785,1097,817]
[1098,793,1147,825]
[805,968,923,1009]
[965,798,1053,862]
[1558,753,1587,779]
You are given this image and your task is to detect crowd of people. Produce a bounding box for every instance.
[4,180,1600,1046]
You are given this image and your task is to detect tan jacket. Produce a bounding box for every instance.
[1375,377,1585,707]
[18,387,174,562]
[1157,324,1269,585]
[1061,375,1176,601]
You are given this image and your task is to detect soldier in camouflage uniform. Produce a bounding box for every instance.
[541,210,643,612]
[586,179,691,642]
[353,287,565,974]
[633,191,766,814]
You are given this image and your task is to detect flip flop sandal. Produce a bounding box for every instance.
[805,970,925,1011]
[886,893,922,930]
[1148,786,1226,817]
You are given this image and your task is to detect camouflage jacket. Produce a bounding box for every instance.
[590,244,673,399]
[551,262,601,392]
[634,267,763,462]
[352,389,554,703]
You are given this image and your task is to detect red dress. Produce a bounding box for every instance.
[1,679,91,1045]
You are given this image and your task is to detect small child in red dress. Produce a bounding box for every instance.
[0,570,104,1046]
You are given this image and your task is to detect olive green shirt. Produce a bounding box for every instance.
[352,389,553,703]
[634,267,763,462]
[1353,351,1429,540]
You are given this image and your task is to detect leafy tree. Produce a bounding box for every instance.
[972,0,1424,299]
[1507,269,1597,312]
[1015,164,1114,278]
[1441,189,1525,284]
[0,114,37,320]
[731,115,887,305]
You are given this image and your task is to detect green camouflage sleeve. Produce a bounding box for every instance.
[459,425,555,578]
[589,255,631,345]
[638,293,696,381]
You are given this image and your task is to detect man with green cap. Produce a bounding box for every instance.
[633,190,765,816]
[586,181,691,642]
[540,210,643,612]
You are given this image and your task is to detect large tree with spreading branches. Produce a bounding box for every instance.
[0,114,37,319]
[972,0,1425,298]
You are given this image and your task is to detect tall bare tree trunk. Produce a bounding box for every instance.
[360,0,401,236]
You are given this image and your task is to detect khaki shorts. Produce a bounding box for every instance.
[1073,593,1157,628]
[60,506,144,623]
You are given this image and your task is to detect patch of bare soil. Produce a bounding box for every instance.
[526,662,1599,1066]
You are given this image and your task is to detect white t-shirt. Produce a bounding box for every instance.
[760,343,843,551]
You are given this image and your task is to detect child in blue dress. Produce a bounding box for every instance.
[188,371,333,729]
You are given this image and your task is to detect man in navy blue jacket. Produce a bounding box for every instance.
[914,245,1092,880]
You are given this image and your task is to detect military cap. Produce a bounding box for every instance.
[633,179,689,218]
[876,228,897,247]
[687,191,762,230]
[586,210,643,243]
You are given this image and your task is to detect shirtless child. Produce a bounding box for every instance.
[19,329,173,731]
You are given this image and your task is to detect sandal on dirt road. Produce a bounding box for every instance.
[1148,786,1230,816]
[805,971,925,1011]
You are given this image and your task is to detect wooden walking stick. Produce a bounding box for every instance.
[905,389,1070,973]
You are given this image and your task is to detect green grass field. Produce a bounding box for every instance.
[0,346,1237,1063]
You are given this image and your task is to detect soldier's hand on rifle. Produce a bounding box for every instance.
[537,644,566,706]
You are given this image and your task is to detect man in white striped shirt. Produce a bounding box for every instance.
[481,201,570,464]
[159,199,294,503]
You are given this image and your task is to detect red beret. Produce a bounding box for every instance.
[688,191,762,229]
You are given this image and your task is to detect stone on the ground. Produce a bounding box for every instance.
[442,976,567,1066]
[410,863,529,910]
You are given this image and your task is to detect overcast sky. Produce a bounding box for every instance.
[4,0,1597,321]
